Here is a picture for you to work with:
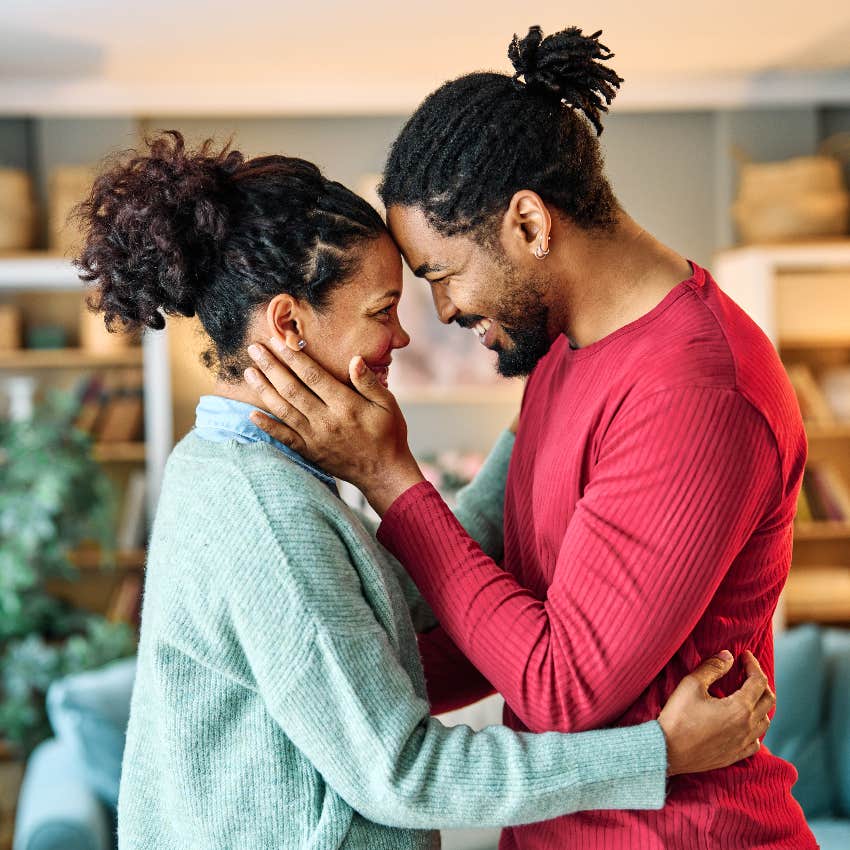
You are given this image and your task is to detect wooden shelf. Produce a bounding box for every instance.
[92,442,146,462]
[69,548,146,571]
[805,422,850,440]
[786,566,850,623]
[0,347,143,369]
[794,521,850,541]
[780,337,850,352]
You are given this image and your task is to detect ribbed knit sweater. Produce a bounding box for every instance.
[117,429,669,850]
[378,263,817,849]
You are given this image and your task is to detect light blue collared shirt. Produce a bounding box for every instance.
[193,395,339,496]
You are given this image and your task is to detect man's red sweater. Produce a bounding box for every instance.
[378,264,816,849]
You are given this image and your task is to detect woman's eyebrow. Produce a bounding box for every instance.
[366,289,402,308]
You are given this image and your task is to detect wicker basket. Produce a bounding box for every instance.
[0,169,36,252]
[0,304,22,350]
[79,297,140,353]
[49,165,97,257]
[732,138,850,244]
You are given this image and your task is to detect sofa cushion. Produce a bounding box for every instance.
[764,624,833,818]
[45,657,136,810]
[824,629,850,816]
[13,737,113,850]
[809,817,850,850]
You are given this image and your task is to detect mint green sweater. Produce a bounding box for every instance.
[118,431,667,849]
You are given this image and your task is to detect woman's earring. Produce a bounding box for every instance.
[297,339,307,350]
[534,238,550,260]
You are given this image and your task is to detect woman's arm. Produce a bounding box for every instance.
[222,493,769,830]
[451,428,515,564]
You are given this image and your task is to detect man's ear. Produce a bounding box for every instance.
[501,190,552,259]
[266,293,307,352]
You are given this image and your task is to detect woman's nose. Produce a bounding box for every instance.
[431,284,458,325]
[392,317,411,350]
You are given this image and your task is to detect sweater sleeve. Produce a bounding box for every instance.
[223,496,667,830]
[377,386,783,734]
[451,429,515,563]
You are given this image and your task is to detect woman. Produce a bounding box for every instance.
[76,132,772,850]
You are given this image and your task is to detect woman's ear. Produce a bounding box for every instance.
[266,294,307,352]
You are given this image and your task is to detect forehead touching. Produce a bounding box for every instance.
[327,230,403,311]
[386,205,474,279]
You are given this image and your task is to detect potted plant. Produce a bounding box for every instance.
[0,390,136,756]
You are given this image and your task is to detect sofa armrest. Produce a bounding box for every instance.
[13,738,113,850]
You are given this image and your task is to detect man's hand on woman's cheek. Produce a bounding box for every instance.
[244,339,425,514]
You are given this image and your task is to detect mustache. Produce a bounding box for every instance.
[453,314,487,329]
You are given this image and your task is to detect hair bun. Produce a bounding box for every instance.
[76,131,244,332]
[508,25,623,134]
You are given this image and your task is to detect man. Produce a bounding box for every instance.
[245,25,815,849]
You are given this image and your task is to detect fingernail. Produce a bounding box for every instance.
[719,650,733,661]
[248,344,262,361]
[269,337,286,354]
[355,357,366,376]
[244,367,259,384]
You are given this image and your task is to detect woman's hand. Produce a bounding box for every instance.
[658,650,775,776]
[244,339,425,514]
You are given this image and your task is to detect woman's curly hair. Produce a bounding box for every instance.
[75,131,385,380]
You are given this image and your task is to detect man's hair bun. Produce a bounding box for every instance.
[508,25,623,135]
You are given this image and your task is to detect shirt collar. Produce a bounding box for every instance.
[193,395,339,495]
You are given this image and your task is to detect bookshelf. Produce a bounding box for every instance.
[715,241,850,628]
[0,253,173,615]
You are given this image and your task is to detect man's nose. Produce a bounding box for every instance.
[431,285,459,325]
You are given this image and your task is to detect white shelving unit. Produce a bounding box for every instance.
[715,240,850,630]
[0,254,173,520]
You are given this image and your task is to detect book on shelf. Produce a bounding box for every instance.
[106,572,143,627]
[798,462,850,523]
[786,364,837,425]
[117,470,148,552]
[73,368,144,443]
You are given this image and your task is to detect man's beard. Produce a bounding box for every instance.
[491,269,553,378]
[496,319,552,377]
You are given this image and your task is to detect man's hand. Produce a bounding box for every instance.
[244,339,424,514]
[658,650,775,776]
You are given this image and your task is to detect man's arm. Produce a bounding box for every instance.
[224,496,670,828]
[378,386,784,733]
[418,625,496,714]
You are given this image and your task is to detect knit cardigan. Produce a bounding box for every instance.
[117,430,667,849]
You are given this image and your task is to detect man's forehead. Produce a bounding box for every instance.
[386,205,461,275]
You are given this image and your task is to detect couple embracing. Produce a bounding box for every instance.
[78,25,815,850]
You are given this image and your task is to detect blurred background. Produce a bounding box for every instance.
[1,2,850,849]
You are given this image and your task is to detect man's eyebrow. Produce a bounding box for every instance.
[413,262,447,278]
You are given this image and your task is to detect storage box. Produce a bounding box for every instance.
[0,304,22,349]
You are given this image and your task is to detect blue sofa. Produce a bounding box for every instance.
[13,628,850,850]
[763,625,850,849]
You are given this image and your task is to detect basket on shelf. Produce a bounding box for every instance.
[0,305,22,350]
[0,168,36,252]
[48,165,97,258]
[79,297,140,353]
[731,135,850,245]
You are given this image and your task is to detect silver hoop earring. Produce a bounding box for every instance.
[297,339,307,350]
[534,240,550,260]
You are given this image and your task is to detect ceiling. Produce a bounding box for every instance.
[2,0,850,114]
